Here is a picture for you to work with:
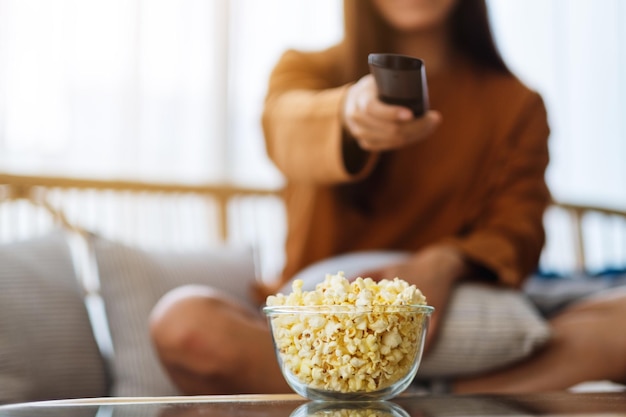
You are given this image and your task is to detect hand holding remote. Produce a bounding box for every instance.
[341,55,439,151]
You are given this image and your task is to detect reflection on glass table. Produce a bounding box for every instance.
[290,400,410,417]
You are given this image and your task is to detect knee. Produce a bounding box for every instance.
[149,285,227,359]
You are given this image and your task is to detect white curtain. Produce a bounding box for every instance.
[0,0,341,186]
[488,0,626,209]
[227,0,343,186]
[0,0,228,182]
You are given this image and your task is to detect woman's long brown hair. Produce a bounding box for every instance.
[340,0,510,82]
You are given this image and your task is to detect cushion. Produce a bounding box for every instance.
[525,270,626,317]
[415,283,550,377]
[0,230,108,404]
[92,236,257,397]
[285,251,551,379]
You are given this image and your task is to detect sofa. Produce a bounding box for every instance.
[1,175,625,404]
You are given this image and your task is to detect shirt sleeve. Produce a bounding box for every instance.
[261,49,378,184]
[443,92,551,288]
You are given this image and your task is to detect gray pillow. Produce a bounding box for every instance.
[92,236,257,397]
[0,230,108,404]
[416,283,551,378]
[286,251,551,379]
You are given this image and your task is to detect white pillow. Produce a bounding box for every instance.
[416,283,551,377]
[92,236,257,397]
[283,251,411,292]
[286,251,551,378]
[0,231,108,404]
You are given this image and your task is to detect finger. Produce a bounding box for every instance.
[348,111,403,143]
[360,98,414,122]
[405,110,442,140]
[348,110,419,150]
[344,81,414,145]
[344,99,398,143]
[364,110,442,150]
[352,75,414,122]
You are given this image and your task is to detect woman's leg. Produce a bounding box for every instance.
[453,288,626,393]
[149,285,291,395]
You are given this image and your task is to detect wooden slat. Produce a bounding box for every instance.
[0,173,284,242]
[551,199,626,218]
[551,199,626,271]
[0,173,281,198]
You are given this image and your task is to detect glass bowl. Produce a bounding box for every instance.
[263,304,434,401]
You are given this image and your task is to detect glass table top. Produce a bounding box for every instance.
[1,391,626,417]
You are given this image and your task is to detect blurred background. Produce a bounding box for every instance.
[0,0,624,276]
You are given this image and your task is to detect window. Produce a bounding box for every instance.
[488,0,626,209]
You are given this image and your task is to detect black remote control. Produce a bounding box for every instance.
[368,53,429,117]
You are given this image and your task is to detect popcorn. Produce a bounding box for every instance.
[293,402,406,417]
[291,401,409,417]
[265,272,428,393]
[303,407,399,417]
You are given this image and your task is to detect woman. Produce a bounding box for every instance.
[261,0,549,347]
[150,0,626,394]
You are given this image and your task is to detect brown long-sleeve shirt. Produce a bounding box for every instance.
[262,46,551,289]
